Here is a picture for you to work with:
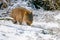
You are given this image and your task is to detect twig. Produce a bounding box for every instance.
[0,18,13,20]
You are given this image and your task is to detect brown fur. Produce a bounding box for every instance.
[10,7,33,26]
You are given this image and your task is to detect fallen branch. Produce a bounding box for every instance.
[0,18,13,20]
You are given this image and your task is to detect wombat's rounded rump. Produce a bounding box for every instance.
[10,7,33,26]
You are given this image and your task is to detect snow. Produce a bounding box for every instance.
[0,21,54,40]
[0,0,60,40]
[0,19,60,40]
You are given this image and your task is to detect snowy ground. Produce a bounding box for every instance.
[0,0,60,40]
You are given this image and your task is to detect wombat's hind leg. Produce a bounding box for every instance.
[12,19,17,24]
[19,20,22,25]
